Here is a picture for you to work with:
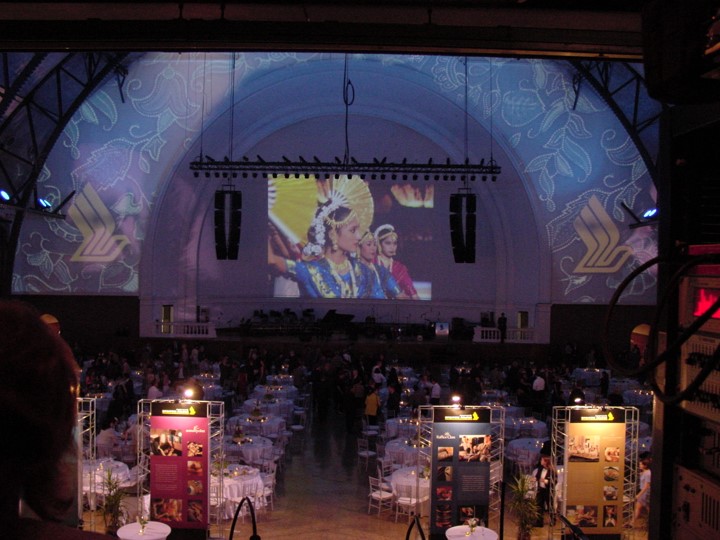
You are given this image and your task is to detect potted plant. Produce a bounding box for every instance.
[101,469,128,536]
[507,474,540,540]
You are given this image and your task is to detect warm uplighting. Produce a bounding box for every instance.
[451,394,462,409]
[184,388,195,399]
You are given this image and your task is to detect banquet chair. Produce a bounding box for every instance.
[376,460,394,491]
[394,482,427,523]
[356,437,377,470]
[260,467,277,511]
[367,476,394,517]
[386,446,406,471]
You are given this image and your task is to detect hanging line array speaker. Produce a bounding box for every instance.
[449,193,476,263]
[214,190,242,260]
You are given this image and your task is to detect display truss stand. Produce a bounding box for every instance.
[418,404,505,533]
[135,399,225,538]
[77,397,97,530]
[551,406,640,536]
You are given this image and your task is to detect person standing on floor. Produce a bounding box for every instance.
[364,383,381,425]
[633,458,652,528]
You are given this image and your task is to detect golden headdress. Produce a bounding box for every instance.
[374,223,397,244]
[303,176,374,257]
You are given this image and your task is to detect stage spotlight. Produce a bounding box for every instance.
[0,190,10,201]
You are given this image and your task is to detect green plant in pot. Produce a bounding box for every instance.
[101,469,128,536]
[507,474,540,540]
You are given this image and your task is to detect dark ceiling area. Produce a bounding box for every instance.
[0,1,646,58]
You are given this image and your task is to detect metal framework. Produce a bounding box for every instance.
[0,51,131,295]
[551,406,640,536]
[76,397,97,529]
[572,60,665,181]
[189,156,502,183]
[135,399,225,537]
[417,404,505,532]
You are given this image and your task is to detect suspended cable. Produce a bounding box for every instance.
[229,52,236,162]
[342,53,355,167]
[199,53,207,161]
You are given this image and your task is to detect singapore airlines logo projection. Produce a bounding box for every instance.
[68,184,130,262]
[268,175,432,300]
[573,195,632,274]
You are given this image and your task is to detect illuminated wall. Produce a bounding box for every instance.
[11,53,659,331]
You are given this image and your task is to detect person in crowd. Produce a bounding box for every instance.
[0,300,113,538]
[497,312,507,343]
[531,369,546,415]
[146,374,163,400]
[633,458,652,528]
[600,370,610,398]
[386,383,401,418]
[96,417,120,456]
[364,383,382,425]
[429,376,442,405]
[374,223,420,299]
[532,454,556,527]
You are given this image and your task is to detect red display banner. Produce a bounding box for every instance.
[149,402,209,530]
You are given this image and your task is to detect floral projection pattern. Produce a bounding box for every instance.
[12,52,658,305]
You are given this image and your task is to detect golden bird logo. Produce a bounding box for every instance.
[573,195,632,273]
[69,184,130,262]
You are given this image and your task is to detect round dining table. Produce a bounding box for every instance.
[224,435,273,464]
[505,438,546,471]
[386,438,425,467]
[250,384,298,401]
[213,465,265,518]
[226,414,286,437]
[390,467,430,500]
[241,398,295,419]
[445,525,498,539]
[117,520,171,540]
[385,417,419,439]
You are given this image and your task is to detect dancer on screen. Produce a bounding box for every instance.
[374,223,420,299]
[357,230,407,299]
[269,178,382,298]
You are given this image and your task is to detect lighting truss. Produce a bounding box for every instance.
[189,155,501,182]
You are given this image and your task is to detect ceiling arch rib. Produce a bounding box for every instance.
[571,60,666,182]
[0,51,131,296]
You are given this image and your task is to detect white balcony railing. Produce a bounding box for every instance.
[472,326,535,343]
[154,321,217,338]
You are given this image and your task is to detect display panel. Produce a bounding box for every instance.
[268,174,433,300]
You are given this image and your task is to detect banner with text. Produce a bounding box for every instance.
[149,401,209,530]
[430,407,492,539]
[564,407,626,537]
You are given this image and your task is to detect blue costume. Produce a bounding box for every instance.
[286,257,388,298]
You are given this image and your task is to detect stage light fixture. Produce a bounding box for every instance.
[0,190,10,201]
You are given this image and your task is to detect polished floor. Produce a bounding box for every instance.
[84,406,649,540]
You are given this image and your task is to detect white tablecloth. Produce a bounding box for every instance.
[623,389,654,407]
[386,439,424,467]
[212,466,265,518]
[241,398,295,419]
[224,436,273,463]
[571,368,610,387]
[505,438,545,470]
[446,526,498,540]
[266,374,294,386]
[390,467,430,499]
[504,417,548,440]
[480,389,508,402]
[250,384,298,401]
[203,383,225,400]
[385,418,419,439]
[227,414,286,437]
[117,521,171,540]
